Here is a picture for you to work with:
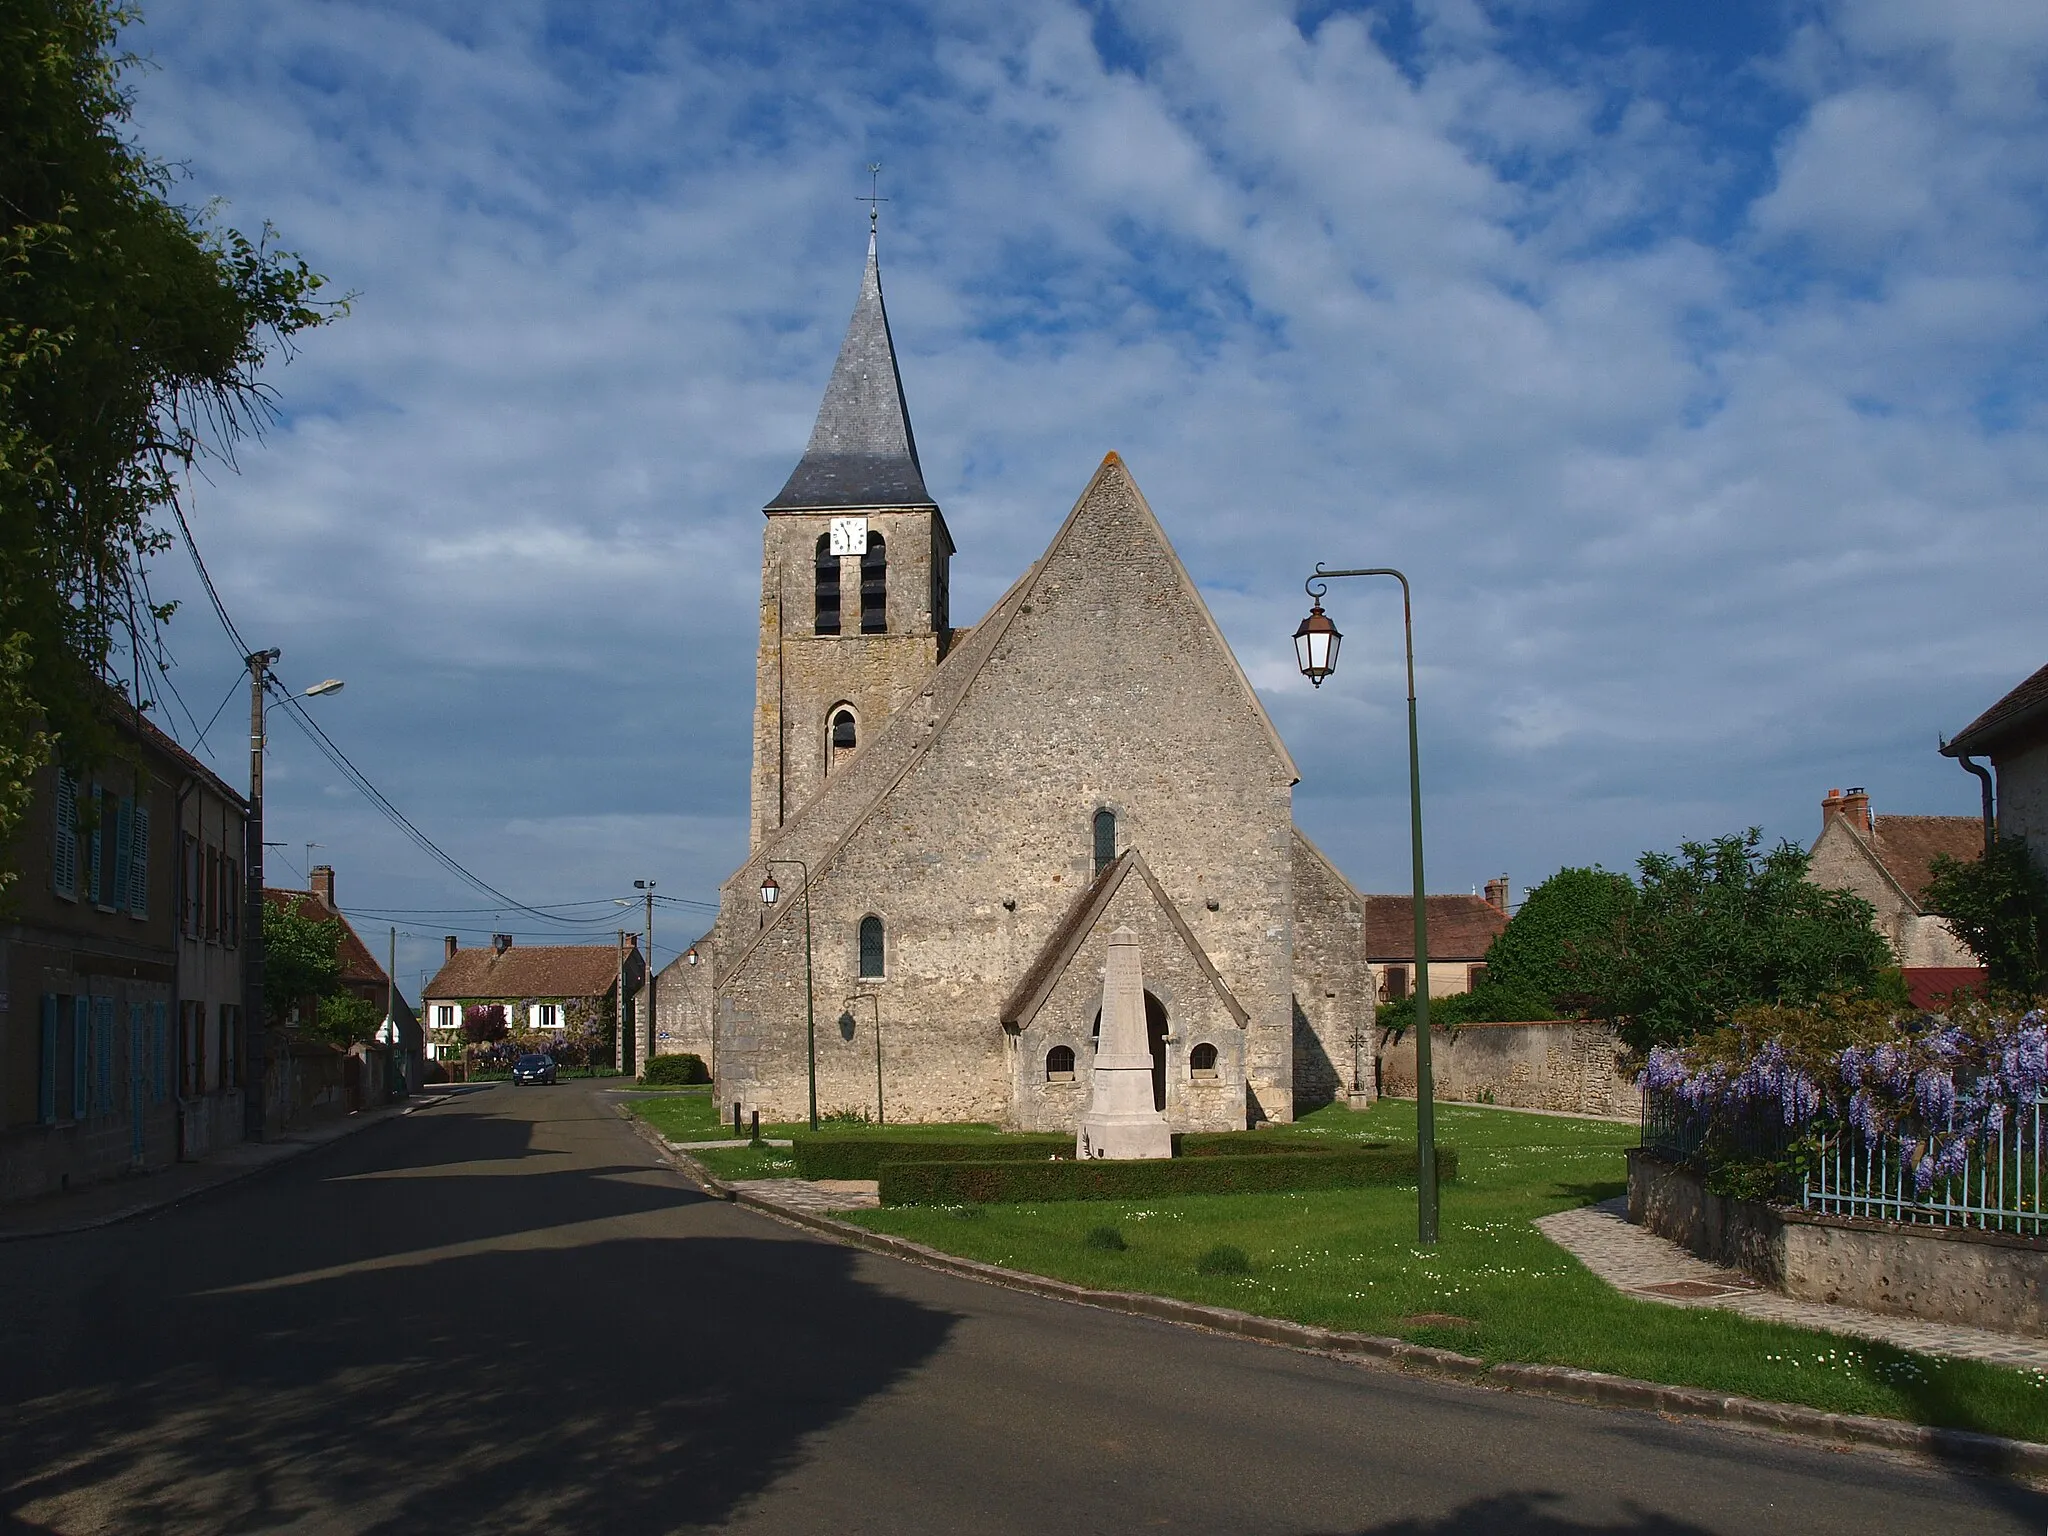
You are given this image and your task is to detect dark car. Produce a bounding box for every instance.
[511,1053,557,1086]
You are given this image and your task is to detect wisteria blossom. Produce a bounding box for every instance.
[1643,1005,2048,1196]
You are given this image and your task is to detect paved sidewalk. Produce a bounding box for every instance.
[672,1138,795,1150]
[1537,1197,2048,1371]
[0,1092,455,1241]
[727,1177,879,1214]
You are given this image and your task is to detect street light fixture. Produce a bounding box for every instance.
[759,860,817,1131]
[843,993,884,1125]
[1293,563,1439,1245]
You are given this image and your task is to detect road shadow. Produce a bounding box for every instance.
[2,1229,957,1533]
[1320,1491,1721,1533]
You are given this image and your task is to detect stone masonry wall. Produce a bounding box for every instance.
[1290,830,1373,1112]
[715,460,1300,1127]
[1011,872,1246,1134]
[1999,735,2048,876]
[1379,1021,1640,1119]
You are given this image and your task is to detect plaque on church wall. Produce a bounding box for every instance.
[829,516,868,556]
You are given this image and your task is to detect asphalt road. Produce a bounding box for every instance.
[0,1079,2035,1534]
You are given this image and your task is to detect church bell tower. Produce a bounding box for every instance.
[751,231,954,847]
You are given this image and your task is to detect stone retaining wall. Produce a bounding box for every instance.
[1379,1021,1639,1119]
[1627,1149,2048,1338]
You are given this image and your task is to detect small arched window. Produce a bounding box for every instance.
[1045,1045,1076,1082]
[814,534,841,636]
[858,914,885,979]
[831,709,857,751]
[1093,808,1116,874]
[860,533,887,634]
[1190,1042,1219,1079]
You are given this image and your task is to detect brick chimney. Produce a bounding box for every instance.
[1822,786,1873,836]
[310,864,336,909]
[444,934,459,961]
[492,933,513,955]
[1484,874,1510,914]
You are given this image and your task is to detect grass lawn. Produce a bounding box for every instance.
[844,1099,2048,1442]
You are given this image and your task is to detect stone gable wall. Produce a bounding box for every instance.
[715,466,1299,1127]
[1290,831,1374,1111]
[1806,817,1973,968]
[1010,872,1246,1134]
[1998,735,2048,877]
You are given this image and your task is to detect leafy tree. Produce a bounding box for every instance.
[462,1003,509,1045]
[1925,839,2048,996]
[1,0,338,876]
[1588,829,1891,1053]
[261,899,342,1023]
[302,987,379,1050]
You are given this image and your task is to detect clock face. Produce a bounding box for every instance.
[829,516,868,556]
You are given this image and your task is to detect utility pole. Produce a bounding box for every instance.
[635,879,656,1073]
[242,647,279,1140]
[615,928,627,1073]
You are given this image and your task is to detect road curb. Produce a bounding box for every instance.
[0,1093,451,1243]
[656,1161,2048,1483]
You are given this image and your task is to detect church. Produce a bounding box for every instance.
[657,233,1378,1130]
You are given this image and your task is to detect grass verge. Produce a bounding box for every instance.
[843,1099,2048,1443]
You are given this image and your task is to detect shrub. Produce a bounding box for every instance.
[878,1145,1457,1206]
[1176,1133,1391,1157]
[642,1053,709,1086]
[1084,1225,1127,1251]
[793,1135,1070,1180]
[1196,1244,1251,1275]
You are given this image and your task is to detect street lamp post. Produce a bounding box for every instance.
[635,879,656,1073]
[1293,564,1439,1245]
[243,658,344,1142]
[759,861,817,1132]
[843,993,883,1125]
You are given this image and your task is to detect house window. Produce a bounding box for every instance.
[53,773,79,900]
[225,858,240,947]
[71,997,89,1119]
[178,1002,204,1098]
[1382,965,1410,1002]
[434,1004,455,1031]
[219,1005,241,1091]
[1093,808,1116,874]
[814,533,841,635]
[1045,1045,1076,1082]
[127,799,150,916]
[1190,1042,1219,1079]
[858,915,885,979]
[1466,963,1487,991]
[112,795,133,913]
[860,532,887,633]
[535,1002,560,1032]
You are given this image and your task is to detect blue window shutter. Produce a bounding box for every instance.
[129,802,151,915]
[72,997,90,1118]
[53,773,78,898]
[87,785,103,905]
[96,1000,113,1113]
[152,1001,168,1101]
[113,797,134,914]
[39,996,58,1124]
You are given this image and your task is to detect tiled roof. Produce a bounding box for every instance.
[1362,894,1508,963]
[264,889,386,987]
[424,943,624,1001]
[1867,815,1983,906]
[1947,661,2048,756]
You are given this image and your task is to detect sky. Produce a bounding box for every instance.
[117,0,2048,999]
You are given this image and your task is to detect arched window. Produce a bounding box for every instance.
[814,534,841,636]
[858,914,885,979]
[1189,1042,1218,1079]
[1092,808,1116,874]
[1045,1045,1076,1082]
[829,706,857,774]
[860,533,887,634]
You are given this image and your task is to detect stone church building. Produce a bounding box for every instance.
[659,236,1375,1130]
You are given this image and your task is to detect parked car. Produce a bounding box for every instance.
[511,1053,558,1086]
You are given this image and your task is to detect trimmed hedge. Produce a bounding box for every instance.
[643,1053,710,1086]
[1175,1133,1392,1158]
[878,1144,1458,1206]
[792,1135,1070,1180]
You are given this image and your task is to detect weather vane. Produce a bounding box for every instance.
[857,162,888,234]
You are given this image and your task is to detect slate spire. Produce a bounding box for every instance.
[766,232,934,511]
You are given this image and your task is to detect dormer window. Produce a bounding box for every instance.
[860,533,887,634]
[815,533,841,636]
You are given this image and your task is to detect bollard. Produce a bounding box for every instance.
[733,1101,741,1136]
[749,1109,760,1143]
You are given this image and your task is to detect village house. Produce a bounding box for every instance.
[1943,660,2048,880]
[1,706,249,1202]
[421,934,642,1068]
[1363,876,1513,1005]
[1803,786,1983,1005]
[655,233,1378,1129]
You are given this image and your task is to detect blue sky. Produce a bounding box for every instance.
[121,0,2048,997]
